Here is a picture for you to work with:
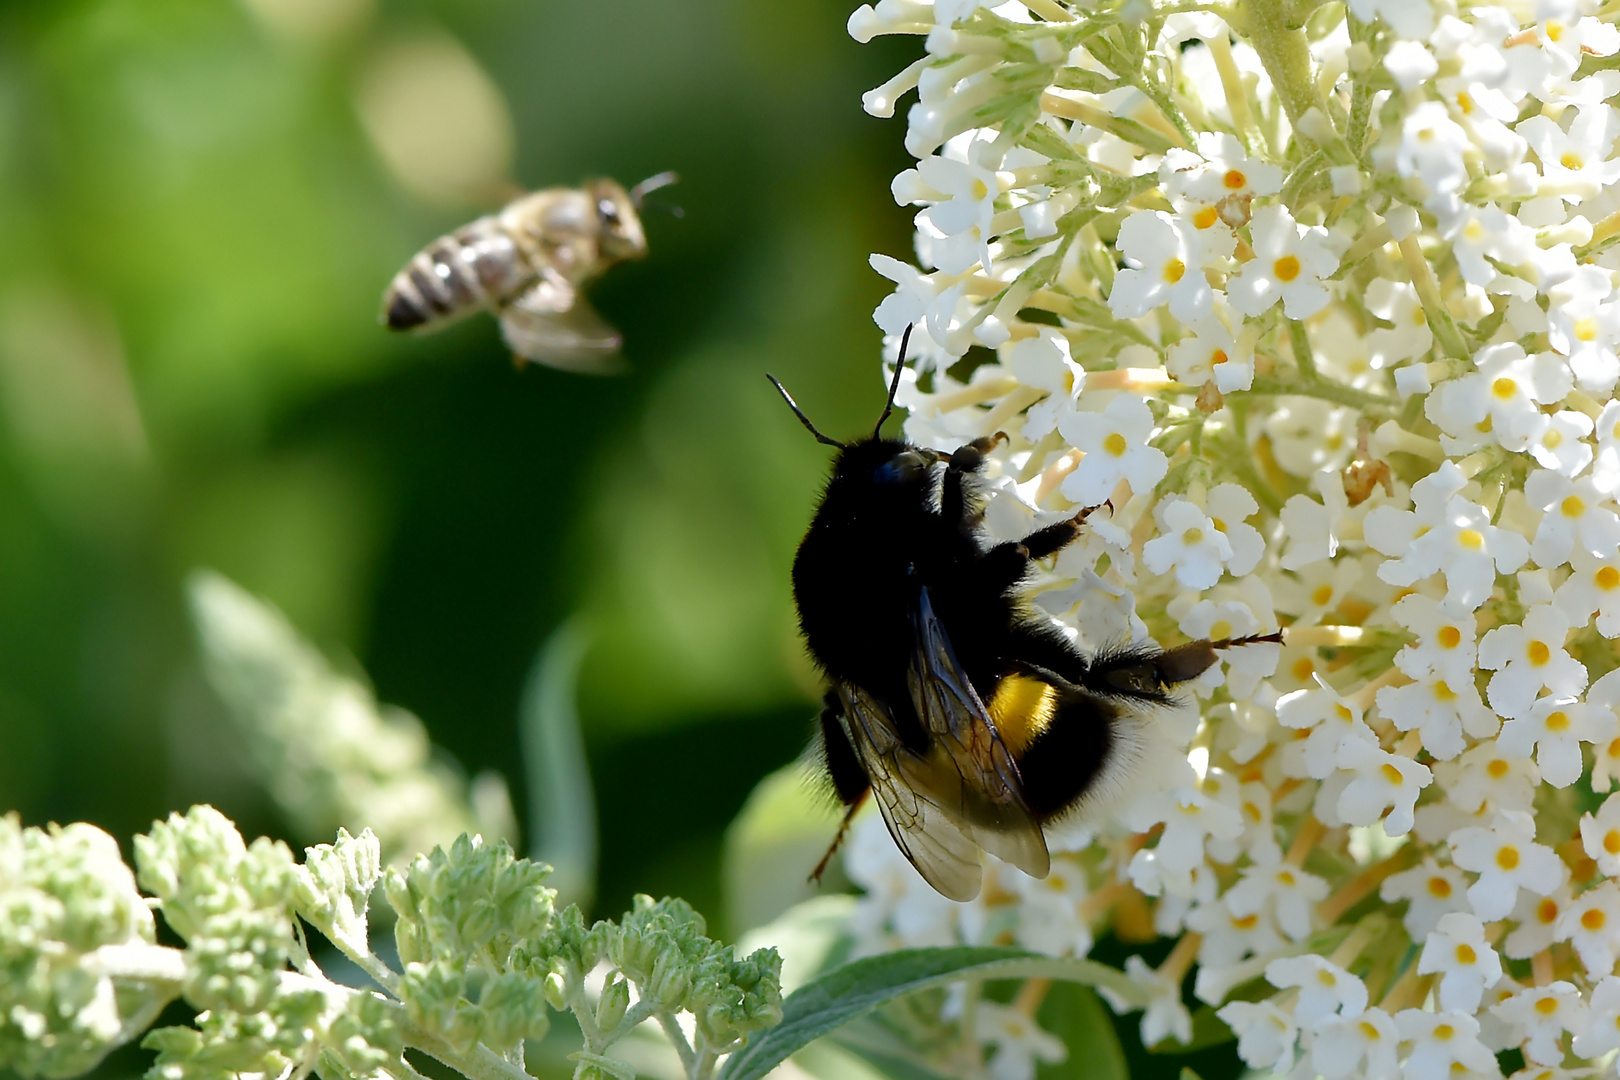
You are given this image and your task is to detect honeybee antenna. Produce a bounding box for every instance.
[628,171,680,208]
[872,323,914,440]
[767,374,847,449]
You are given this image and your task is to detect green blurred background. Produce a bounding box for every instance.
[0,0,919,930]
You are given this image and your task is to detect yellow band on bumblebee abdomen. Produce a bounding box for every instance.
[988,674,1057,756]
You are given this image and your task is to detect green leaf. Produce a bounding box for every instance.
[518,618,597,910]
[1035,981,1126,1080]
[717,946,1150,1080]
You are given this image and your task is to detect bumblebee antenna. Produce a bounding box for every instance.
[628,170,680,208]
[873,323,914,439]
[767,374,847,449]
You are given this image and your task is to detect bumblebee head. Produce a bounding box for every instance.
[586,179,649,263]
[767,324,917,450]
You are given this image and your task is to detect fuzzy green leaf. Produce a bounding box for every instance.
[716,946,1151,1080]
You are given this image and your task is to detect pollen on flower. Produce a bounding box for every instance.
[1498,847,1521,870]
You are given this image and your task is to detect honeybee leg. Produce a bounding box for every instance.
[941,433,1008,532]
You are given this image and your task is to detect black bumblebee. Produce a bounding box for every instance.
[771,327,1280,901]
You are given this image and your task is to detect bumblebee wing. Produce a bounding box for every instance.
[498,274,625,374]
[834,682,985,902]
[905,587,1051,880]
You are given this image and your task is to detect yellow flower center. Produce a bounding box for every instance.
[1561,151,1585,170]
[1535,996,1559,1015]
[1104,432,1128,456]
[1381,762,1404,785]
[1492,377,1518,400]
[1496,846,1520,870]
[1163,258,1186,284]
[1598,566,1620,590]
[1433,681,1457,703]
[1457,529,1484,550]
[1605,829,1620,854]
[1428,876,1452,898]
[1563,495,1586,518]
[1527,641,1551,666]
[1538,898,1560,924]
[1224,169,1247,190]
[1455,943,1477,964]
[1584,907,1607,930]
[1183,527,1205,544]
[1194,206,1219,229]
[1575,316,1600,342]
[1543,429,1563,449]
[1438,626,1462,649]
[1487,759,1510,779]
[1274,254,1301,282]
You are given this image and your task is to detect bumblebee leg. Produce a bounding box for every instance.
[941,433,1007,532]
[810,791,869,885]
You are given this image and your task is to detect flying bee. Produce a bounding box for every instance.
[772,327,1282,901]
[381,172,677,373]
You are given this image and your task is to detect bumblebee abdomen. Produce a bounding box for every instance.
[382,219,530,331]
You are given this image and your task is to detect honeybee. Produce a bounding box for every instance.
[381,172,676,373]
[773,327,1281,901]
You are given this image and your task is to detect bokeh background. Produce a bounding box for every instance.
[0,0,916,929]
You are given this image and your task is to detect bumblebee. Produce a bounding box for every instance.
[381,172,676,373]
[772,328,1280,901]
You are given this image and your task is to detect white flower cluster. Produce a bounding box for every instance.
[847,0,1620,1073]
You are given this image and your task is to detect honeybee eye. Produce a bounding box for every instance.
[873,451,930,485]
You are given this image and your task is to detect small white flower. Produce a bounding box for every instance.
[1450,810,1564,920]
[1426,345,1573,455]
[1166,314,1254,392]
[1478,604,1588,720]
[1572,975,1620,1060]
[1187,894,1286,967]
[1365,277,1434,367]
[1057,394,1168,506]
[1381,857,1473,939]
[1163,131,1284,207]
[1003,329,1084,440]
[1265,955,1368,1029]
[1364,462,1529,612]
[1103,955,1192,1048]
[1108,210,1231,323]
[1581,792,1620,881]
[1593,399,1620,494]
[975,1002,1066,1080]
[1143,498,1235,590]
[1489,982,1586,1067]
[1496,696,1600,787]
[1504,875,1574,960]
[1227,205,1338,319]
[1444,741,1541,815]
[1417,911,1504,1013]
[1395,1009,1499,1080]
[1377,673,1497,761]
[1333,737,1432,834]
[1520,104,1620,204]
[1217,999,1299,1072]
[1525,470,1620,568]
[1558,881,1620,977]
[1555,546,1620,636]
[1312,1006,1399,1080]
[1277,679,1376,780]
[1527,410,1596,476]
[1394,102,1472,196]
[1010,855,1093,958]
[1278,470,1351,571]
[1223,862,1329,942]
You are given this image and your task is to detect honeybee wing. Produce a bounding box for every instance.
[497,271,625,375]
[832,681,986,902]
[904,587,1051,880]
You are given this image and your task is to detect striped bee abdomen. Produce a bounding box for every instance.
[382,219,529,331]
